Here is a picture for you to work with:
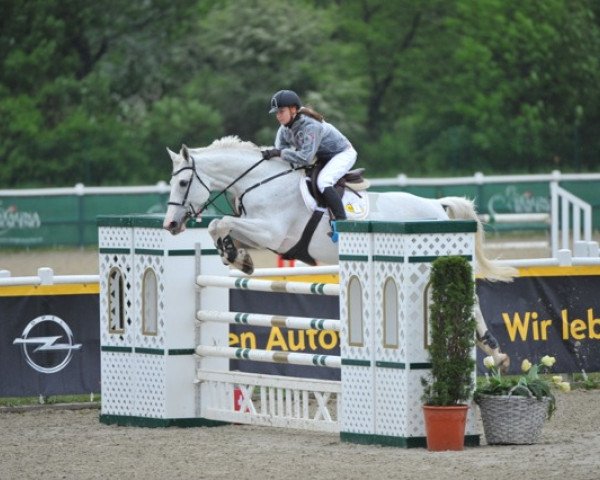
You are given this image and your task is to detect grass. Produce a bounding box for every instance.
[0,393,100,408]
[3,373,598,408]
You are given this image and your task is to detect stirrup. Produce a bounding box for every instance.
[328,221,339,243]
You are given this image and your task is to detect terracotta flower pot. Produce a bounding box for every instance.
[422,405,469,451]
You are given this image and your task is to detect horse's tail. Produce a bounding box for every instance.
[439,196,518,282]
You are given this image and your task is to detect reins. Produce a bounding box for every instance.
[169,152,304,219]
[237,165,306,215]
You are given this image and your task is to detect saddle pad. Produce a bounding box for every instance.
[299,178,369,220]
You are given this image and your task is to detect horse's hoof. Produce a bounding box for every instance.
[239,250,254,275]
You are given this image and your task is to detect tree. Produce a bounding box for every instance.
[427,0,600,172]
[186,0,332,143]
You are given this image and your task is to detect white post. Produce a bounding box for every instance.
[338,220,480,447]
[98,215,228,426]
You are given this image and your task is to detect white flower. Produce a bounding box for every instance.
[483,356,495,369]
[521,359,532,372]
[558,382,571,393]
[541,355,556,367]
[552,375,563,384]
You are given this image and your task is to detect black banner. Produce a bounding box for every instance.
[0,292,100,396]
[229,275,600,378]
[477,274,600,374]
[229,290,340,380]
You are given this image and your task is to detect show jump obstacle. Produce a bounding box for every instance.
[98,214,480,447]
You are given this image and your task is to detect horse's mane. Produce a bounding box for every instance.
[208,136,259,152]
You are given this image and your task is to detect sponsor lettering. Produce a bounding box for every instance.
[0,202,41,231]
[502,309,600,342]
[229,327,339,351]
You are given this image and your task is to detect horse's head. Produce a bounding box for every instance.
[163,145,211,235]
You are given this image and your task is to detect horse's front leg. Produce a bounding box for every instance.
[207,218,251,273]
[208,217,284,275]
[475,304,510,373]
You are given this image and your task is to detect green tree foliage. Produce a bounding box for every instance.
[187,0,332,144]
[432,0,600,173]
[0,0,204,186]
[1,0,599,186]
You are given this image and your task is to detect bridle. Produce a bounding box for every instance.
[167,155,212,220]
[168,152,278,220]
[168,149,313,222]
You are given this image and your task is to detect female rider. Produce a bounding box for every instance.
[261,90,357,224]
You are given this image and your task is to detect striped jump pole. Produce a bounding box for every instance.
[196,275,340,296]
[228,265,340,277]
[197,310,340,331]
[196,345,341,368]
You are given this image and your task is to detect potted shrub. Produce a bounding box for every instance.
[421,256,477,451]
[475,354,570,444]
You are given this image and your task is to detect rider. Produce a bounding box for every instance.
[261,89,357,223]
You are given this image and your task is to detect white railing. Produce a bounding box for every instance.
[0,267,99,286]
[0,182,170,197]
[369,169,600,187]
[550,182,593,257]
[196,369,340,432]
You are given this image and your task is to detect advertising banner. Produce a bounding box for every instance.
[229,268,600,378]
[477,266,600,374]
[229,289,340,380]
[0,284,100,396]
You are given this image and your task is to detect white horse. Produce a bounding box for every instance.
[163,136,516,368]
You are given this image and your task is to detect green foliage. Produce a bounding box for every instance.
[2,0,600,187]
[421,256,477,406]
[475,355,571,419]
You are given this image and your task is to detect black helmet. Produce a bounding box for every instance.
[269,90,302,113]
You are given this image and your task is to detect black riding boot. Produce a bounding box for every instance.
[322,186,347,220]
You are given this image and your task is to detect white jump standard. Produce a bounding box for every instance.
[98,214,480,447]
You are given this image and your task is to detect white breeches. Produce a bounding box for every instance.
[317,148,357,192]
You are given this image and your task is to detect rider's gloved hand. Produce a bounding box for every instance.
[261,148,281,160]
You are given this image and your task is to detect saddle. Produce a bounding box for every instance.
[305,161,370,208]
[280,161,370,265]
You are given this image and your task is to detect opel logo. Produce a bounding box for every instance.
[13,315,82,374]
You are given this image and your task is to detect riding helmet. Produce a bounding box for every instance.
[269,90,302,113]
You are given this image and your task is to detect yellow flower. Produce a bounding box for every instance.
[541,355,556,367]
[552,375,563,384]
[521,359,532,372]
[558,382,571,393]
[483,356,495,369]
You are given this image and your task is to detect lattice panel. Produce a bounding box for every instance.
[406,370,427,436]
[340,260,372,361]
[372,232,405,257]
[406,233,473,257]
[98,226,131,250]
[99,252,135,348]
[339,232,370,257]
[133,354,167,418]
[465,400,479,436]
[340,365,374,434]
[133,255,166,350]
[402,263,430,363]
[133,227,166,251]
[373,261,405,363]
[100,352,134,416]
[375,368,407,437]
[339,223,375,435]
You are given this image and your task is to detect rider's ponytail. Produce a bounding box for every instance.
[298,106,324,122]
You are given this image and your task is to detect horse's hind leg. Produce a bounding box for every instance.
[475,303,510,372]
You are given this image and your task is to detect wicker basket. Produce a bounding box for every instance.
[476,393,550,445]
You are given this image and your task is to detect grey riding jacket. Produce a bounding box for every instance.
[274,114,352,166]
